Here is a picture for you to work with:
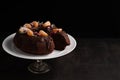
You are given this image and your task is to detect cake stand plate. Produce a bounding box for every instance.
[2,33,77,74]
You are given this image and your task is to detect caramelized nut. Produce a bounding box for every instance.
[31,21,39,27]
[53,28,62,33]
[39,30,48,36]
[42,21,51,27]
[27,29,34,36]
[23,23,32,28]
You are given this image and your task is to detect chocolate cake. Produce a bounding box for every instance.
[13,20,70,55]
[51,30,70,50]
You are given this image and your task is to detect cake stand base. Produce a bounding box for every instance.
[28,59,50,74]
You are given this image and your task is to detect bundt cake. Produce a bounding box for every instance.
[13,20,70,55]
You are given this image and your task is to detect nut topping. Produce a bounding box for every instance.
[27,29,34,36]
[42,21,51,27]
[23,23,32,28]
[31,21,39,27]
[19,27,28,33]
[39,30,48,36]
[53,28,62,33]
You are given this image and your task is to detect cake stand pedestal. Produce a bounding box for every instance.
[2,33,77,74]
[28,59,50,74]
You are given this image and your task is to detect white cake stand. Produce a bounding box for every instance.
[2,33,77,74]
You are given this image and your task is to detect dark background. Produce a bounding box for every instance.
[1,1,120,80]
[0,1,115,38]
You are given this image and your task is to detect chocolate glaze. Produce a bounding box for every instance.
[13,32,55,55]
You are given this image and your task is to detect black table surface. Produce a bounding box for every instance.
[1,32,120,80]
